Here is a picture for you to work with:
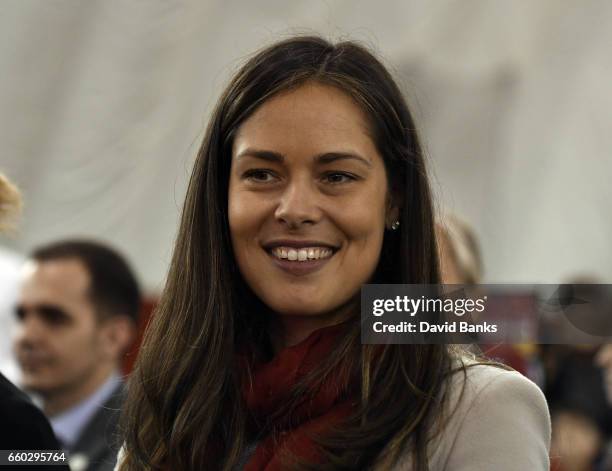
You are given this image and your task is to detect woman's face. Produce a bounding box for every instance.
[229,82,396,324]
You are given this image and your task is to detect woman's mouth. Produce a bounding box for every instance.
[269,246,333,261]
[263,244,338,275]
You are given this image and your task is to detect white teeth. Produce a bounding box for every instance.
[270,246,334,262]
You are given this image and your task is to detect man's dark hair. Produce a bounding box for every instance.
[31,239,141,323]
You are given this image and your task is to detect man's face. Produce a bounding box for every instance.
[14,258,108,397]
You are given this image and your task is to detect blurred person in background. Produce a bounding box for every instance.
[596,344,612,409]
[542,277,612,471]
[0,173,69,470]
[14,240,141,471]
[436,214,483,285]
[0,174,20,232]
[436,213,537,377]
[0,173,24,382]
[596,344,612,470]
[547,342,612,471]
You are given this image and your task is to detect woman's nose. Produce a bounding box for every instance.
[274,178,322,229]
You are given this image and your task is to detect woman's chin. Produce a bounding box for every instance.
[266,296,355,321]
[270,302,330,318]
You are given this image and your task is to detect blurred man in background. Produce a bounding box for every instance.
[0,173,69,470]
[14,240,140,471]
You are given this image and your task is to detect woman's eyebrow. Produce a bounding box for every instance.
[315,152,372,168]
[235,149,284,163]
[235,149,372,168]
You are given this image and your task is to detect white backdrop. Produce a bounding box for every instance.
[1,0,611,292]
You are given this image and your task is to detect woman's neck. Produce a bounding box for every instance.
[270,299,357,352]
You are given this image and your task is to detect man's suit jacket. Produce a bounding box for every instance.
[67,384,125,471]
[0,372,70,471]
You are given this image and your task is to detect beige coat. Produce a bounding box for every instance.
[115,365,551,470]
[383,364,551,470]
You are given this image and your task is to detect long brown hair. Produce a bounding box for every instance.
[120,36,454,471]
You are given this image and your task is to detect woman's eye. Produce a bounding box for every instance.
[323,172,357,184]
[243,169,277,183]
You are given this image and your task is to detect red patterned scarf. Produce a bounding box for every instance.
[241,322,356,470]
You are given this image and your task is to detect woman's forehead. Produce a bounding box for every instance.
[233,82,377,161]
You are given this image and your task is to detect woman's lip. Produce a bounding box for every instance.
[265,250,334,276]
[262,239,339,250]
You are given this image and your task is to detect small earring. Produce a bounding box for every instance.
[391,220,400,231]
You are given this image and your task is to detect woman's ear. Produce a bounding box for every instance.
[385,191,401,230]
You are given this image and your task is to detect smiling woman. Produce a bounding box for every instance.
[229,83,395,347]
[116,36,550,471]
